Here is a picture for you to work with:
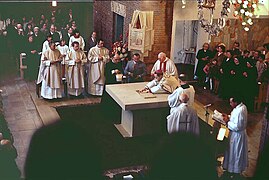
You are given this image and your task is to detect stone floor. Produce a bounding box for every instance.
[0,79,264,179]
[0,80,42,178]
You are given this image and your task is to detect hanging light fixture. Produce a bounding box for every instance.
[52,1,57,7]
[197,0,231,36]
[232,0,258,31]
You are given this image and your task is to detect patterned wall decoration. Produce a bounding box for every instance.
[211,18,269,51]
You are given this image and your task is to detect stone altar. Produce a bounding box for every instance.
[106,82,170,137]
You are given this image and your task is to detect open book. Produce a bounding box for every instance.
[136,90,156,99]
[212,110,226,125]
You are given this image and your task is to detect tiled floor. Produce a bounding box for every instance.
[0,79,264,179]
[1,80,42,178]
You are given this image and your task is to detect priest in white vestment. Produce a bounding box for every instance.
[151,52,178,77]
[167,93,200,135]
[66,41,87,96]
[222,97,248,175]
[40,42,63,99]
[87,39,110,96]
[37,34,52,85]
[168,74,195,113]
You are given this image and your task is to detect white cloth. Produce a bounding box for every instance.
[87,45,110,95]
[69,36,85,51]
[151,57,178,77]
[40,79,62,99]
[145,80,166,94]
[168,84,195,113]
[223,103,248,173]
[167,103,200,135]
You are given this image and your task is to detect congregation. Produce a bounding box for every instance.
[195,41,269,112]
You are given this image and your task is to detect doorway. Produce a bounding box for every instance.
[113,13,124,42]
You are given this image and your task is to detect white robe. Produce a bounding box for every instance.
[168,84,195,113]
[145,80,166,94]
[57,45,69,63]
[167,103,200,135]
[40,49,62,99]
[37,40,50,84]
[69,36,85,51]
[223,103,248,173]
[87,46,110,96]
[151,57,178,77]
[66,50,87,96]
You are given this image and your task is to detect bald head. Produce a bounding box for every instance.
[112,53,121,63]
[158,52,166,62]
[180,93,189,103]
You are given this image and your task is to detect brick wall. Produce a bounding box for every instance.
[93,0,174,75]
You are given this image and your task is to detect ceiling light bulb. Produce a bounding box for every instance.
[244,27,250,31]
[52,1,57,7]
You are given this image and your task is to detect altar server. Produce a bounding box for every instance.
[167,93,199,135]
[168,74,195,113]
[69,29,85,51]
[37,34,53,85]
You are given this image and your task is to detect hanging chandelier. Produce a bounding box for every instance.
[231,0,258,31]
[197,0,231,36]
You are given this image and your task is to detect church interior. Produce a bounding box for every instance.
[0,0,269,179]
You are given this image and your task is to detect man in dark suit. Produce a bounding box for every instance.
[124,53,147,83]
[33,26,45,52]
[48,24,60,44]
[86,31,97,53]
[62,27,73,45]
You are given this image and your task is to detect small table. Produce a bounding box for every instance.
[106,82,170,137]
